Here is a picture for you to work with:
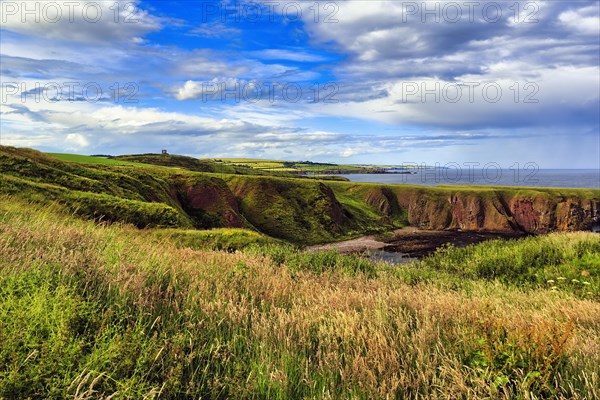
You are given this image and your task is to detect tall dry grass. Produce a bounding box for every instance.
[0,197,599,399]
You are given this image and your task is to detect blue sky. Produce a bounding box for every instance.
[0,0,599,167]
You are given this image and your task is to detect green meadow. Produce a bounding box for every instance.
[48,153,150,167]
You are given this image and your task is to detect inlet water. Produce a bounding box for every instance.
[366,250,415,265]
[341,169,600,189]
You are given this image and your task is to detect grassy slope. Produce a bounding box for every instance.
[1,197,599,399]
[114,154,353,180]
[152,228,281,251]
[0,147,394,243]
[1,147,193,228]
[224,174,386,244]
[1,146,599,245]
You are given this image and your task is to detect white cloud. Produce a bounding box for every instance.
[341,148,356,157]
[1,98,492,161]
[289,0,599,82]
[189,21,241,38]
[174,78,256,101]
[65,133,89,149]
[0,0,162,43]
[249,49,326,62]
[559,6,600,36]
[172,51,318,81]
[1,0,597,167]
[175,52,249,79]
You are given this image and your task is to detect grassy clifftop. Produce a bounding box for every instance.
[1,146,599,244]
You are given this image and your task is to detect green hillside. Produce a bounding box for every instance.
[215,158,390,174]
[1,146,599,244]
[0,146,399,243]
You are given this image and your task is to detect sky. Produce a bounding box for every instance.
[0,0,599,168]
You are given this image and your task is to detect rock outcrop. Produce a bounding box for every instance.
[392,190,600,233]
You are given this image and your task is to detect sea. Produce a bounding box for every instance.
[339,169,600,189]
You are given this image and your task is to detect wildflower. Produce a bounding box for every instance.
[583,281,591,286]
[557,277,566,281]
[572,279,580,284]
[551,286,558,290]
[547,280,555,284]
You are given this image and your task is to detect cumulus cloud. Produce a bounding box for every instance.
[294,0,599,81]
[0,0,162,43]
[65,133,90,150]
[1,98,509,160]
[172,77,324,102]
[174,78,241,101]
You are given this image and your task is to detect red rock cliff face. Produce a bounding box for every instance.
[363,187,401,224]
[395,189,600,233]
[172,174,599,236]
[555,198,600,231]
[408,197,452,229]
[509,197,552,233]
[393,190,453,229]
[505,196,600,233]
[447,194,515,231]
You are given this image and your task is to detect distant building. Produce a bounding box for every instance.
[161,149,168,155]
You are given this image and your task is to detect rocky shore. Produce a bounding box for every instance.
[308,228,530,259]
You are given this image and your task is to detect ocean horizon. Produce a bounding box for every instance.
[340,168,600,189]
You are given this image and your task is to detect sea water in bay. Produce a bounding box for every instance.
[339,169,600,189]
[366,250,416,265]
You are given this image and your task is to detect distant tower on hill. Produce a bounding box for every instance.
[161,149,168,155]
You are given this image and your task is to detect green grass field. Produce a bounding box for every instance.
[216,158,389,174]
[49,154,385,174]
[48,153,151,167]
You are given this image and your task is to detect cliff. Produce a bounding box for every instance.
[345,185,600,233]
[1,146,598,244]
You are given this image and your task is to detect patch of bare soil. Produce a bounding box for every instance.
[306,235,388,254]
